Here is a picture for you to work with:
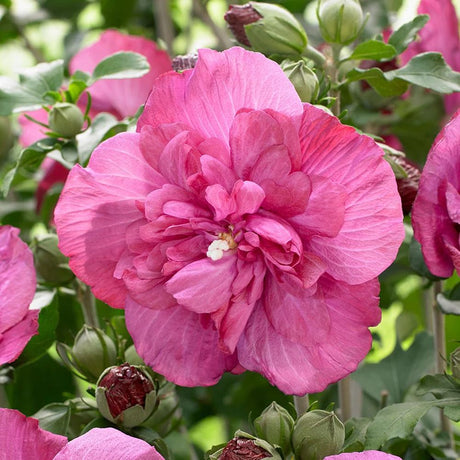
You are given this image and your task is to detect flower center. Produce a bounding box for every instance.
[206,230,237,261]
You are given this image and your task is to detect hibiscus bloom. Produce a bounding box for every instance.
[55,47,404,395]
[402,0,460,114]
[325,452,401,459]
[412,110,460,277]
[18,30,172,210]
[0,225,38,365]
[0,408,164,459]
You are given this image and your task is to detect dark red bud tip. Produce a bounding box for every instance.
[172,53,199,72]
[224,4,262,47]
[99,363,154,419]
[220,438,271,460]
[393,156,421,215]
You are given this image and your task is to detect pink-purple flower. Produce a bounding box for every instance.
[55,47,404,395]
[412,110,460,277]
[0,225,38,365]
[0,408,164,459]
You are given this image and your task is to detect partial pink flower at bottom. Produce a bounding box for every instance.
[0,225,38,365]
[55,47,404,395]
[0,408,67,459]
[0,408,164,460]
[325,452,401,460]
[412,110,460,277]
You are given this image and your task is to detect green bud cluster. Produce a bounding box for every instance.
[281,60,319,103]
[48,102,84,138]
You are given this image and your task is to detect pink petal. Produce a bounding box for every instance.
[0,408,67,459]
[55,133,165,308]
[238,276,380,395]
[299,104,404,284]
[289,175,346,238]
[0,226,36,332]
[125,297,239,386]
[230,109,301,180]
[165,255,237,313]
[325,452,402,460]
[70,30,172,118]
[138,47,303,145]
[53,427,164,460]
[412,110,460,277]
[0,309,39,364]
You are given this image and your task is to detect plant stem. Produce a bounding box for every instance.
[338,376,352,421]
[192,0,233,49]
[0,386,9,408]
[302,44,326,67]
[293,394,309,417]
[432,281,453,446]
[76,282,100,328]
[153,0,174,55]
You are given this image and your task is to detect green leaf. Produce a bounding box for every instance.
[0,60,64,115]
[364,401,436,449]
[353,332,434,406]
[416,374,460,400]
[437,293,460,315]
[33,403,71,435]
[91,52,150,81]
[14,291,59,367]
[76,113,126,164]
[346,67,409,97]
[347,40,397,61]
[388,15,430,55]
[343,417,371,452]
[1,137,62,197]
[387,52,460,94]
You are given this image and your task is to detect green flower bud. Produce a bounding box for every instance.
[292,410,345,460]
[32,234,74,285]
[281,60,319,103]
[225,2,308,55]
[96,363,157,428]
[72,325,117,381]
[253,402,294,454]
[209,431,282,460]
[317,0,364,45]
[451,346,460,380]
[48,102,84,138]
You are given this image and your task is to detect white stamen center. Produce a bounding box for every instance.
[207,239,230,261]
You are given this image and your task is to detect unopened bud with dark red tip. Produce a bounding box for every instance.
[96,363,157,427]
[384,151,421,215]
[209,431,282,460]
[225,2,308,56]
[172,53,199,72]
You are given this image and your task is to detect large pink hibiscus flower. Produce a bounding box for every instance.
[0,408,164,459]
[412,110,460,277]
[0,225,38,365]
[402,0,460,114]
[55,47,404,395]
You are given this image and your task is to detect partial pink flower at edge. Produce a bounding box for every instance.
[412,110,460,278]
[18,29,172,211]
[0,408,164,460]
[401,0,460,114]
[55,47,405,395]
[325,452,402,460]
[0,225,38,365]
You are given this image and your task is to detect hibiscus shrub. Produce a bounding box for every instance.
[0,0,460,459]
